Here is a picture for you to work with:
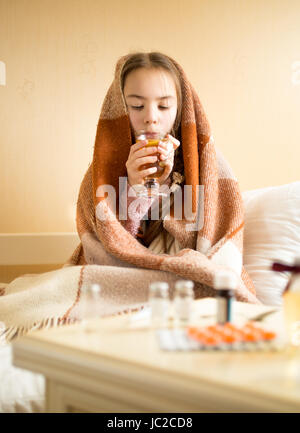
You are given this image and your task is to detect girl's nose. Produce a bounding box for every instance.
[144,106,158,124]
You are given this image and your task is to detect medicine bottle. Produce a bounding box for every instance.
[174,280,194,326]
[214,271,237,325]
[80,283,102,331]
[149,282,170,328]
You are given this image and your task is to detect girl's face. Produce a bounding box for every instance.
[123,67,178,135]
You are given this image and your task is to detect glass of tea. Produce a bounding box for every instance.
[134,130,168,197]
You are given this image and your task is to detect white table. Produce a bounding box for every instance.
[12,298,300,413]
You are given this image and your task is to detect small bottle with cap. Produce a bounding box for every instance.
[80,283,102,331]
[214,271,237,325]
[149,282,170,328]
[173,280,195,327]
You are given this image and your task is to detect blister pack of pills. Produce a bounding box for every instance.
[156,322,281,352]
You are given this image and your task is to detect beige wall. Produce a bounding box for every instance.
[1,0,300,234]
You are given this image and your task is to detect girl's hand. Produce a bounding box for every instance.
[125,134,180,187]
[156,134,180,185]
[126,140,161,187]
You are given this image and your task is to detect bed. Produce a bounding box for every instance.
[1,181,299,412]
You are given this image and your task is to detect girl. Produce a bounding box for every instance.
[69,51,258,304]
[121,53,184,251]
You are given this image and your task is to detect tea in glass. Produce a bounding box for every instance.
[135,130,167,197]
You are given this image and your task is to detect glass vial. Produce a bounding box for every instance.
[80,283,102,331]
[214,271,237,325]
[149,282,170,328]
[174,280,194,326]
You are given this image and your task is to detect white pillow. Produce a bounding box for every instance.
[242,182,300,307]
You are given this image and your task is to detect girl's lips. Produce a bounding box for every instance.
[145,131,165,139]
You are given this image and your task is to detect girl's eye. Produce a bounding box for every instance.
[130,105,170,110]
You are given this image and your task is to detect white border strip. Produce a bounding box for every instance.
[0,233,80,265]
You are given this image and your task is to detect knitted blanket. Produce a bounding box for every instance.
[68,54,257,301]
[0,262,186,343]
[0,54,259,343]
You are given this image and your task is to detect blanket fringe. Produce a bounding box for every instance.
[0,316,79,344]
[0,304,146,344]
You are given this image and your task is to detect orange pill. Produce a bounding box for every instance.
[186,327,198,337]
[244,329,264,342]
[245,333,257,342]
[218,324,240,340]
[223,334,236,344]
[262,330,276,341]
[196,330,210,342]
[203,335,221,345]
[187,328,206,343]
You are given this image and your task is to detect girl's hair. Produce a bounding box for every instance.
[120,52,185,249]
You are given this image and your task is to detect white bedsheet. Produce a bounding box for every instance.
[0,343,45,413]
